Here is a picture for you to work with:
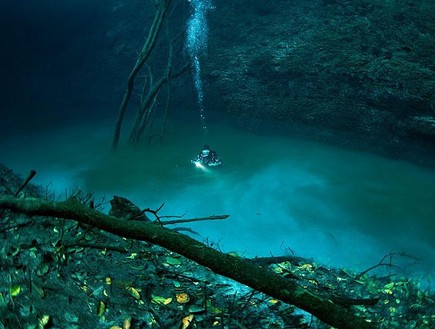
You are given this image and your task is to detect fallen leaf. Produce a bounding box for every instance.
[176,293,190,304]
[38,314,50,329]
[123,316,131,329]
[126,287,141,300]
[97,301,106,317]
[180,314,194,329]
[127,253,138,259]
[299,264,314,271]
[151,295,172,305]
[384,282,395,290]
[188,304,205,313]
[165,257,181,266]
[10,285,21,297]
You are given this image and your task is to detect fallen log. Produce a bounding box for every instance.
[0,195,376,329]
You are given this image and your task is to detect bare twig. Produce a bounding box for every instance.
[14,170,37,197]
[159,215,230,225]
[355,252,420,280]
[128,202,165,222]
[63,242,129,254]
[249,255,308,266]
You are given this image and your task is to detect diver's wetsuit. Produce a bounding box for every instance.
[193,150,222,167]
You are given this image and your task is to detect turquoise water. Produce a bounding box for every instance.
[2,119,435,281]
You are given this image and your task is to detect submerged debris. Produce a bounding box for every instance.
[1,165,435,328]
[109,196,150,221]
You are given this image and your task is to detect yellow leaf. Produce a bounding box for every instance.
[299,264,314,271]
[384,282,395,290]
[180,314,194,329]
[384,289,394,295]
[176,293,190,304]
[10,285,21,297]
[81,285,91,294]
[126,287,141,300]
[123,316,131,329]
[151,295,172,305]
[38,315,50,328]
[97,301,106,317]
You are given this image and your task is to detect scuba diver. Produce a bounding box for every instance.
[191,144,222,167]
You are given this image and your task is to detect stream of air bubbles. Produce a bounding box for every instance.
[186,0,214,134]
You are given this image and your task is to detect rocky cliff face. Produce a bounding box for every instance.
[203,0,435,158]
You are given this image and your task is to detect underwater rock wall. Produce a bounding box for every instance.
[2,0,434,163]
[203,0,435,157]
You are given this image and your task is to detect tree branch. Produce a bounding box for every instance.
[0,195,376,329]
[112,0,171,150]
